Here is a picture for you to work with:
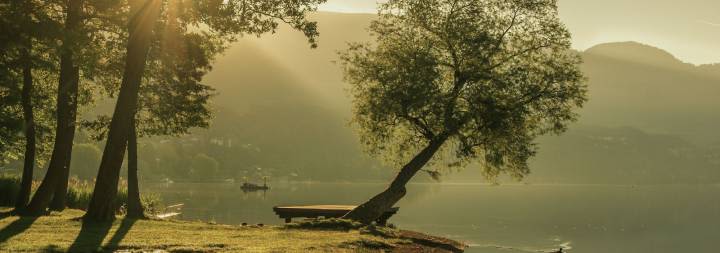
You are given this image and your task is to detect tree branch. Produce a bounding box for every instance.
[400,113,435,139]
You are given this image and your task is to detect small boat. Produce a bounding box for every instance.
[240,182,269,192]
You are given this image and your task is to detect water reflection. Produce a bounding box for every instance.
[145,183,720,253]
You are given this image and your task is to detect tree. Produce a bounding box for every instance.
[1,0,38,212]
[16,0,130,214]
[82,6,219,218]
[84,0,163,222]
[21,0,86,215]
[126,117,143,217]
[0,0,60,212]
[85,0,327,221]
[339,0,588,223]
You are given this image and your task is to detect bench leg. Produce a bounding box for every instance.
[285,218,292,223]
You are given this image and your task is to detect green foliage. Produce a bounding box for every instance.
[83,0,328,139]
[190,0,327,48]
[0,174,161,213]
[340,0,587,180]
[0,0,62,168]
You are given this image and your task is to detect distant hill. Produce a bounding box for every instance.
[579,41,720,144]
[64,12,720,184]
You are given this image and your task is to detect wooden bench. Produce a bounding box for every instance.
[272,205,399,225]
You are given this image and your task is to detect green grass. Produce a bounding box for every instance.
[0,208,418,252]
[0,174,162,214]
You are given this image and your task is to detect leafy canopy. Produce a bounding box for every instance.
[340,0,587,179]
[83,0,326,139]
[0,0,66,167]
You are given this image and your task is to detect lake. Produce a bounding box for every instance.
[145,182,720,253]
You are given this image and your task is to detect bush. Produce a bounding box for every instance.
[0,173,21,206]
[0,174,161,214]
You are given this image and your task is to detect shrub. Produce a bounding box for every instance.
[0,173,21,206]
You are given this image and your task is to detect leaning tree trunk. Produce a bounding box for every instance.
[21,0,83,216]
[15,42,35,212]
[342,136,448,224]
[84,0,160,222]
[126,116,145,218]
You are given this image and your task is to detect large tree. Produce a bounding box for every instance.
[339,0,588,223]
[82,27,217,217]
[0,0,60,212]
[21,0,92,215]
[84,0,326,221]
[126,25,217,217]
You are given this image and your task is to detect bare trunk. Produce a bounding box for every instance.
[15,43,35,212]
[84,0,160,222]
[343,136,448,224]
[126,116,145,218]
[49,146,73,211]
[21,0,82,216]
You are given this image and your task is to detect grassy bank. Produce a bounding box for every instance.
[0,208,465,252]
[0,174,161,214]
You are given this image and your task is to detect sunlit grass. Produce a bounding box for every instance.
[0,208,406,252]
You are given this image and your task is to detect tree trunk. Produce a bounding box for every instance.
[20,0,83,216]
[84,0,160,222]
[342,136,448,224]
[15,42,35,212]
[49,146,73,211]
[126,116,145,218]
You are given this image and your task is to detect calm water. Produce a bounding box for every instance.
[145,183,720,253]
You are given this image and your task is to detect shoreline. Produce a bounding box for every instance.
[0,208,466,252]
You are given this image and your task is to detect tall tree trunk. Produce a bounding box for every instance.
[15,42,35,212]
[49,146,73,211]
[84,0,160,222]
[20,0,83,216]
[126,116,145,218]
[342,136,448,224]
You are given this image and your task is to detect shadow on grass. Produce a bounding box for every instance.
[105,218,137,251]
[66,218,139,252]
[67,220,113,252]
[0,216,38,243]
[41,244,61,253]
[0,210,13,220]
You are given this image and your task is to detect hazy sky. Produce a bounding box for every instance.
[318,0,720,65]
